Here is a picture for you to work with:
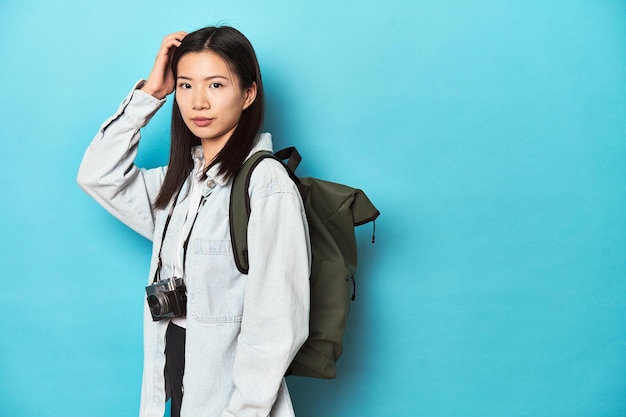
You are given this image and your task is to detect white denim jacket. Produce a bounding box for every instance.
[77,85,311,417]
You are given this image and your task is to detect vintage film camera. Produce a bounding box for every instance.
[145,277,187,321]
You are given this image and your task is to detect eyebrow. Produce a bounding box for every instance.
[177,75,230,81]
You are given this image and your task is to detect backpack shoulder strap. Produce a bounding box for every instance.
[230,147,308,274]
[230,150,275,274]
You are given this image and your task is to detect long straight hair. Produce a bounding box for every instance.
[154,26,265,209]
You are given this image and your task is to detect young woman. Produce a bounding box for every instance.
[77,26,310,417]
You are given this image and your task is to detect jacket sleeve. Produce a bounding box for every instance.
[77,82,167,240]
[223,160,311,417]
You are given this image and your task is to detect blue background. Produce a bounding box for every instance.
[2,1,626,416]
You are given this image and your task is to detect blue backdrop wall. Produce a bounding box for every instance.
[2,1,626,416]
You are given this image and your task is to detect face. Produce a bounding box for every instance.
[175,51,256,153]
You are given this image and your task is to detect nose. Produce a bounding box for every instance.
[192,89,210,110]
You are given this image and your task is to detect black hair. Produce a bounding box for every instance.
[154,26,264,209]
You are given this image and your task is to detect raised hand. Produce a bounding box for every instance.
[141,31,187,99]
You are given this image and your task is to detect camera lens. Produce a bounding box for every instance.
[147,293,170,317]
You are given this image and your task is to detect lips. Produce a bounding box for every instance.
[191,117,213,127]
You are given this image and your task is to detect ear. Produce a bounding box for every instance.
[242,81,257,110]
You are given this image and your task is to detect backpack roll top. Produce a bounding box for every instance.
[300,177,380,276]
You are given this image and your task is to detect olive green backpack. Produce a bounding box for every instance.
[230,147,380,379]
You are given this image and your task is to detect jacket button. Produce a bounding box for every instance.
[207,180,216,189]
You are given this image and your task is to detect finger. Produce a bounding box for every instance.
[157,35,186,58]
[161,31,187,46]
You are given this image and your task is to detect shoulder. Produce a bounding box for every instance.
[248,157,300,201]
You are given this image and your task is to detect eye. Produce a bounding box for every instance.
[177,82,192,89]
[210,82,223,89]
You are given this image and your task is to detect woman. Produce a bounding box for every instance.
[77,26,310,417]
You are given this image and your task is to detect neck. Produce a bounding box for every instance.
[200,127,237,168]
[201,140,226,169]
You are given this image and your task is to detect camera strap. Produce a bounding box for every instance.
[152,186,207,284]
